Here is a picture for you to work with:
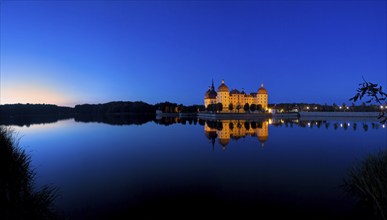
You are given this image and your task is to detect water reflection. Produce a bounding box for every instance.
[6,117,386,219]
[1,114,155,127]
[3,114,385,134]
[74,114,154,126]
[199,118,385,149]
[151,117,387,150]
[269,119,384,132]
[204,120,269,149]
[0,115,73,127]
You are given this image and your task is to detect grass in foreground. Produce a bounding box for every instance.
[0,126,60,219]
[343,150,387,220]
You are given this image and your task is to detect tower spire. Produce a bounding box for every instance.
[211,78,215,90]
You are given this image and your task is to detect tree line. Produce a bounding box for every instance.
[0,102,207,116]
[0,103,73,116]
[74,101,155,115]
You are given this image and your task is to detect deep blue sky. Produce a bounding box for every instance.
[1,0,386,106]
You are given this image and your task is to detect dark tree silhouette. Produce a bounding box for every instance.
[206,104,216,112]
[228,103,234,112]
[236,105,242,113]
[250,104,257,112]
[256,104,263,112]
[0,104,73,116]
[243,103,250,113]
[350,79,387,124]
[216,103,223,113]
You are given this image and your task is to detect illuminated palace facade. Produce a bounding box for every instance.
[204,79,268,112]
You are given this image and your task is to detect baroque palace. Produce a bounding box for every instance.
[204,79,268,112]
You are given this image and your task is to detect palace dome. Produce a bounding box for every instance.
[230,89,240,95]
[206,89,217,99]
[258,84,267,95]
[218,80,229,92]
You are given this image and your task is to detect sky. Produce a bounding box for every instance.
[0,0,386,106]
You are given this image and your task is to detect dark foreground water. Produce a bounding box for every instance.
[7,116,387,219]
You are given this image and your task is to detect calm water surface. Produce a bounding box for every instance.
[8,117,387,219]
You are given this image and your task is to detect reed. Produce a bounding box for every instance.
[0,126,60,219]
[343,150,387,220]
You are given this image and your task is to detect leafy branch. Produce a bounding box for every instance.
[350,78,387,124]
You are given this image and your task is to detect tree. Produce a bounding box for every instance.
[350,79,387,124]
[256,104,262,112]
[250,104,257,112]
[342,103,347,112]
[236,104,242,113]
[207,104,216,112]
[197,105,206,112]
[216,103,223,113]
[228,103,234,112]
[333,103,338,112]
[176,104,184,113]
[243,103,250,113]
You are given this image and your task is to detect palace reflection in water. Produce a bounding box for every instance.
[153,117,385,151]
[204,120,269,149]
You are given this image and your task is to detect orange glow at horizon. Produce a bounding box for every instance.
[1,83,74,106]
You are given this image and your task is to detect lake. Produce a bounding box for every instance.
[6,116,387,219]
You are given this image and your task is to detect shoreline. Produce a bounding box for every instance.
[197,112,274,120]
[158,111,381,121]
[299,111,380,118]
